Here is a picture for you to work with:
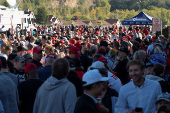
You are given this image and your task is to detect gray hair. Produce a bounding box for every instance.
[133,50,146,60]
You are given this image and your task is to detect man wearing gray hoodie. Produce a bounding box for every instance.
[33,58,77,113]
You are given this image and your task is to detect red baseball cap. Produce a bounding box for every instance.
[70,46,81,57]
[70,39,76,44]
[59,40,65,44]
[133,29,136,32]
[25,63,37,73]
[126,35,132,40]
[54,34,58,36]
[33,46,43,53]
[27,31,31,33]
[97,48,106,53]
[46,54,57,59]
[98,57,107,64]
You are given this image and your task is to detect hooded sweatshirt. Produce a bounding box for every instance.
[33,76,77,113]
[146,75,169,92]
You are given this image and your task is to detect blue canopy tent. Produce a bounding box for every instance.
[122,11,153,25]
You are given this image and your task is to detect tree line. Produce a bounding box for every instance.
[1,0,170,25]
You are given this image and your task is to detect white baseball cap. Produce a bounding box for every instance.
[83,69,109,86]
[20,41,25,46]
[87,61,105,71]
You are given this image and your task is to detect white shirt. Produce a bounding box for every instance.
[107,71,122,93]
[115,78,162,113]
[111,35,119,42]
[0,53,7,60]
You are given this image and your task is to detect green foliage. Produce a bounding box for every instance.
[16,0,170,26]
[2,1,9,8]
[79,0,85,5]
[36,6,48,24]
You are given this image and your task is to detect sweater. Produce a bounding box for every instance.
[33,76,77,113]
[0,73,19,113]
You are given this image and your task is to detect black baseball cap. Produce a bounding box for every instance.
[118,47,129,55]
[8,53,17,61]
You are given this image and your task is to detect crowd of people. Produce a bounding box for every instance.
[0,24,170,113]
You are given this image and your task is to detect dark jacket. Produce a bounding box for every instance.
[102,87,118,113]
[74,94,100,113]
[80,53,92,73]
[38,65,52,82]
[67,71,83,97]
[146,75,169,92]
[30,60,43,70]
[113,59,129,85]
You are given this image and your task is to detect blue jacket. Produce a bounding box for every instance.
[38,65,52,82]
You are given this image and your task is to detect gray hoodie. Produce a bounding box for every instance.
[33,76,77,113]
[145,75,165,82]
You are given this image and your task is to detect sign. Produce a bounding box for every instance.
[152,18,162,32]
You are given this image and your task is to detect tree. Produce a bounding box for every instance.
[36,6,48,24]
[2,1,9,8]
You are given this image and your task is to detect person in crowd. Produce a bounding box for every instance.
[147,39,160,56]
[41,45,54,66]
[0,57,19,113]
[116,60,162,113]
[18,63,43,113]
[113,47,129,85]
[26,31,32,42]
[155,92,170,112]
[14,55,26,82]
[159,35,166,50]
[30,46,43,70]
[133,50,146,64]
[33,58,77,113]
[74,69,109,113]
[67,60,84,97]
[79,43,92,72]
[17,46,27,56]
[0,56,19,86]
[88,60,122,93]
[27,43,34,55]
[144,62,154,77]
[8,53,17,65]
[72,58,84,80]
[157,104,170,113]
[129,45,138,60]
[146,63,169,92]
[98,68,119,113]
[0,25,5,31]
[100,40,114,70]
[108,49,117,63]
[38,54,56,81]
[0,45,12,60]
[23,53,32,64]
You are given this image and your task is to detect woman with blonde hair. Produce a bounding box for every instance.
[1,33,8,44]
